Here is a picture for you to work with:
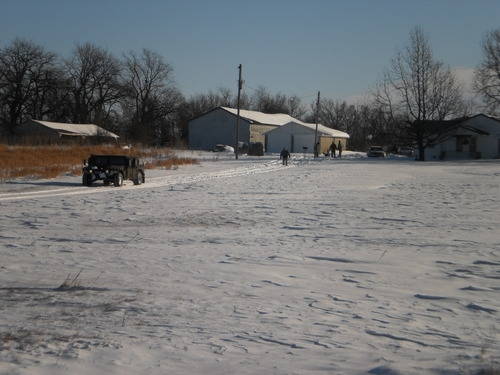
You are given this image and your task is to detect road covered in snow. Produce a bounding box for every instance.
[0,153,499,375]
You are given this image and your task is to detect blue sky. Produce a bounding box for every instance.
[1,0,499,102]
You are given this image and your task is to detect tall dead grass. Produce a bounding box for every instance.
[0,144,197,180]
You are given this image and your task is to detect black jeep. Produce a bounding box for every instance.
[82,154,145,187]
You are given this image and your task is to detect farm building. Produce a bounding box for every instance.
[421,114,500,160]
[15,120,119,143]
[188,107,318,151]
[265,121,349,154]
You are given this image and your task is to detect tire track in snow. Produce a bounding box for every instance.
[0,160,292,202]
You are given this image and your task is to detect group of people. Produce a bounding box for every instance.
[313,141,343,158]
[280,140,343,165]
[328,141,343,158]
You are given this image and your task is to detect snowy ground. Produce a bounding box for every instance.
[0,152,499,375]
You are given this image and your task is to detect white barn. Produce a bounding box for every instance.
[265,121,349,154]
[423,114,500,160]
[188,107,303,151]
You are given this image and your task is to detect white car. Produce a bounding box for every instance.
[212,144,234,152]
[367,146,385,157]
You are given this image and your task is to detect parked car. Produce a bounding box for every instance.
[82,154,145,187]
[397,146,415,157]
[367,146,385,158]
[212,144,234,152]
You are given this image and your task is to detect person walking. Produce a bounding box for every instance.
[330,141,337,158]
[337,141,343,159]
[280,148,290,166]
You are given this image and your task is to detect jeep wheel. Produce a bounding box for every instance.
[82,173,92,186]
[134,171,144,185]
[114,173,123,187]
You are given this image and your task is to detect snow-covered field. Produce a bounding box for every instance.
[0,152,499,375]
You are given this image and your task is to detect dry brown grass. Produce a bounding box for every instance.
[0,144,198,180]
[145,157,198,170]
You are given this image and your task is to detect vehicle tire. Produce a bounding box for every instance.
[103,180,110,186]
[82,173,92,186]
[114,173,123,187]
[134,171,144,185]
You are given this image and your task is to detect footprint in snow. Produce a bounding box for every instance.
[414,294,454,300]
[466,303,496,314]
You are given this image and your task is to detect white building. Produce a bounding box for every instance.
[188,107,302,151]
[264,121,349,154]
[423,114,500,160]
[188,106,349,153]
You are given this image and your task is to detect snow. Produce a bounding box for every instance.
[29,120,119,139]
[221,107,303,126]
[220,107,349,138]
[0,152,499,374]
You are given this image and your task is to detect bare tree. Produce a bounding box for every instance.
[286,95,307,119]
[0,39,57,134]
[318,99,358,134]
[375,26,464,160]
[250,86,306,119]
[122,48,183,144]
[64,43,122,125]
[474,28,500,114]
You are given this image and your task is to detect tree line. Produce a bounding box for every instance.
[1,26,499,155]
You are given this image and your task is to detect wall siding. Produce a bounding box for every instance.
[188,109,250,150]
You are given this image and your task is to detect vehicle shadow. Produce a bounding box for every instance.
[5,180,83,187]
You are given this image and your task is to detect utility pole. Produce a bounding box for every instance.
[313,91,320,158]
[235,64,243,160]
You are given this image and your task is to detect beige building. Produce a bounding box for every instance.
[265,121,349,154]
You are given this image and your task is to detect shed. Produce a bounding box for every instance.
[188,107,307,151]
[264,121,349,154]
[16,120,119,142]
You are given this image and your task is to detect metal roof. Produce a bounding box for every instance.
[31,120,119,139]
[265,121,350,138]
[220,107,307,126]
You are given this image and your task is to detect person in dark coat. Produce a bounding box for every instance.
[330,141,337,158]
[337,141,343,158]
[280,148,290,165]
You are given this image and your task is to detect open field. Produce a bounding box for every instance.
[0,144,197,181]
[0,153,499,374]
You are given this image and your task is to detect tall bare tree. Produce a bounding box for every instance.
[0,39,57,134]
[474,28,500,114]
[64,43,122,125]
[375,26,463,160]
[250,86,306,119]
[318,99,358,134]
[122,48,183,144]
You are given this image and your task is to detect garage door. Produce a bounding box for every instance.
[292,135,313,153]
